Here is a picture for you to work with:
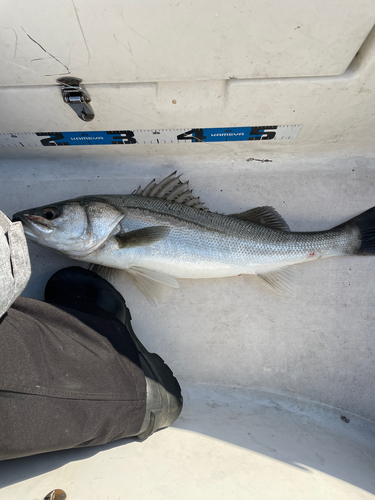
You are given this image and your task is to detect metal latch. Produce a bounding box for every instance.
[57,77,95,122]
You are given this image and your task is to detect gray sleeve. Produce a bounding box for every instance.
[0,211,31,318]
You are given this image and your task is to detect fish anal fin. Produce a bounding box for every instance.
[257,266,296,296]
[231,206,290,231]
[115,226,170,248]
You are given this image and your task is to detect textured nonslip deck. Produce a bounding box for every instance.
[1,384,375,500]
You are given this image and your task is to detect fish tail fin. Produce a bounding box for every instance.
[353,206,375,254]
[335,206,375,255]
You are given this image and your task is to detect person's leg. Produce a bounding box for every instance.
[0,267,182,460]
[44,267,183,441]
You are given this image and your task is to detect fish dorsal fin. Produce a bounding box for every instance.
[257,266,296,296]
[115,226,170,248]
[230,206,290,231]
[133,171,208,211]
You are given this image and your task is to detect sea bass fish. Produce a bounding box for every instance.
[13,172,375,304]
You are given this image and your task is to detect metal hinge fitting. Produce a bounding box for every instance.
[43,489,67,500]
[57,77,95,122]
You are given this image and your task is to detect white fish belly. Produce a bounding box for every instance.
[82,225,331,279]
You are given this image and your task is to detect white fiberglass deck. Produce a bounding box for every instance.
[0,152,374,499]
[1,384,374,500]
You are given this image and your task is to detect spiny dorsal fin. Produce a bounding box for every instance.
[230,206,290,231]
[132,171,209,211]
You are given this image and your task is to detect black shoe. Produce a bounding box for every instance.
[45,266,183,440]
[45,266,128,323]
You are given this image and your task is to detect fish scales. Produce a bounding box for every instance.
[81,194,360,277]
[12,172,375,302]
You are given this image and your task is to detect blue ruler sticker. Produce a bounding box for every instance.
[0,125,302,147]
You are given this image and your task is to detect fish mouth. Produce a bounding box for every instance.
[12,213,55,240]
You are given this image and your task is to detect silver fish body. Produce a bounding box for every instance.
[13,172,375,302]
[82,194,360,277]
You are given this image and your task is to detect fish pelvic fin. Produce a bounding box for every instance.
[132,171,209,211]
[89,264,179,306]
[334,206,375,255]
[88,264,124,284]
[127,266,179,306]
[257,266,296,296]
[230,206,290,231]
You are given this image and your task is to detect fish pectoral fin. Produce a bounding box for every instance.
[115,226,171,248]
[127,266,179,306]
[230,206,290,231]
[257,266,296,296]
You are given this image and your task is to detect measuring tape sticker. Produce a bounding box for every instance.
[0,125,302,148]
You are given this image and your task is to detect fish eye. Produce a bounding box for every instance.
[43,207,60,220]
